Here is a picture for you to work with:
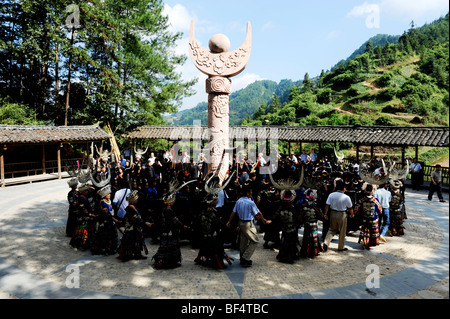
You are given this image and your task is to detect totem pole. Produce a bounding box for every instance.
[188,20,252,184]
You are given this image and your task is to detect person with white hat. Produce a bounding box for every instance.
[117,190,153,261]
[91,185,119,255]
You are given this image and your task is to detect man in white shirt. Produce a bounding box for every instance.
[290,153,298,165]
[113,186,131,234]
[352,159,359,173]
[148,152,156,166]
[323,179,354,252]
[258,153,267,166]
[374,183,391,242]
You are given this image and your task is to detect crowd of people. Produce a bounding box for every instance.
[65,147,410,269]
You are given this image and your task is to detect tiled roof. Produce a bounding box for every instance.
[0,125,110,144]
[127,125,449,147]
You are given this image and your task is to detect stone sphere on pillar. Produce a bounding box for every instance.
[209,34,231,53]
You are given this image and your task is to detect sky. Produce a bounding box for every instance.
[162,0,449,112]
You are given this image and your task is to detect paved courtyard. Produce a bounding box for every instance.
[0,178,448,301]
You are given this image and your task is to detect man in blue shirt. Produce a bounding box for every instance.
[310,149,318,162]
[300,150,309,163]
[227,186,271,266]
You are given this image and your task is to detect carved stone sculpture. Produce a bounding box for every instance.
[189,20,252,183]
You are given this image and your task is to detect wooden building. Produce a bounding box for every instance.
[0,125,110,187]
[127,124,449,161]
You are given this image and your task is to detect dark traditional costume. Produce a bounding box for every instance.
[152,204,185,269]
[389,183,405,236]
[70,184,95,250]
[258,188,281,248]
[273,190,301,263]
[194,204,232,269]
[117,191,149,261]
[91,186,118,255]
[66,178,79,237]
[356,185,382,249]
[300,189,323,258]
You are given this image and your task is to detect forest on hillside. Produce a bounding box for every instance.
[1,1,448,140]
[168,14,449,129]
[0,0,196,136]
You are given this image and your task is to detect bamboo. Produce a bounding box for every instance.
[106,123,121,163]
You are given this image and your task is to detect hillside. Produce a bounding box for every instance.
[166,14,448,130]
[246,13,449,128]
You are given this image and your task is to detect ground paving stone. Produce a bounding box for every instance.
[0,179,448,300]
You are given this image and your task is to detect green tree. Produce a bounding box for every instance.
[364,41,373,55]
[302,72,313,92]
[0,0,196,131]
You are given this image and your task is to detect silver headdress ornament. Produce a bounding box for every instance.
[67,177,79,188]
[268,166,304,191]
[302,173,320,190]
[204,171,236,195]
[389,159,409,189]
[163,179,197,205]
[134,145,148,159]
[89,168,111,189]
[98,185,111,198]
[78,183,90,193]
[67,160,91,184]
[126,190,139,204]
[204,171,236,206]
[334,148,344,164]
[359,159,391,185]
[95,145,111,164]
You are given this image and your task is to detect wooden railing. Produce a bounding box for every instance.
[3,158,85,179]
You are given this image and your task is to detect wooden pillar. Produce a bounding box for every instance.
[402,146,406,165]
[1,146,5,187]
[42,144,46,174]
[356,144,360,163]
[370,145,374,158]
[86,142,90,165]
[288,142,291,155]
[318,143,322,159]
[57,144,62,179]
[131,139,134,164]
[415,145,419,160]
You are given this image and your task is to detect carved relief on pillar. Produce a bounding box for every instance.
[189,21,252,78]
[208,94,229,120]
[206,77,232,94]
[188,19,251,183]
